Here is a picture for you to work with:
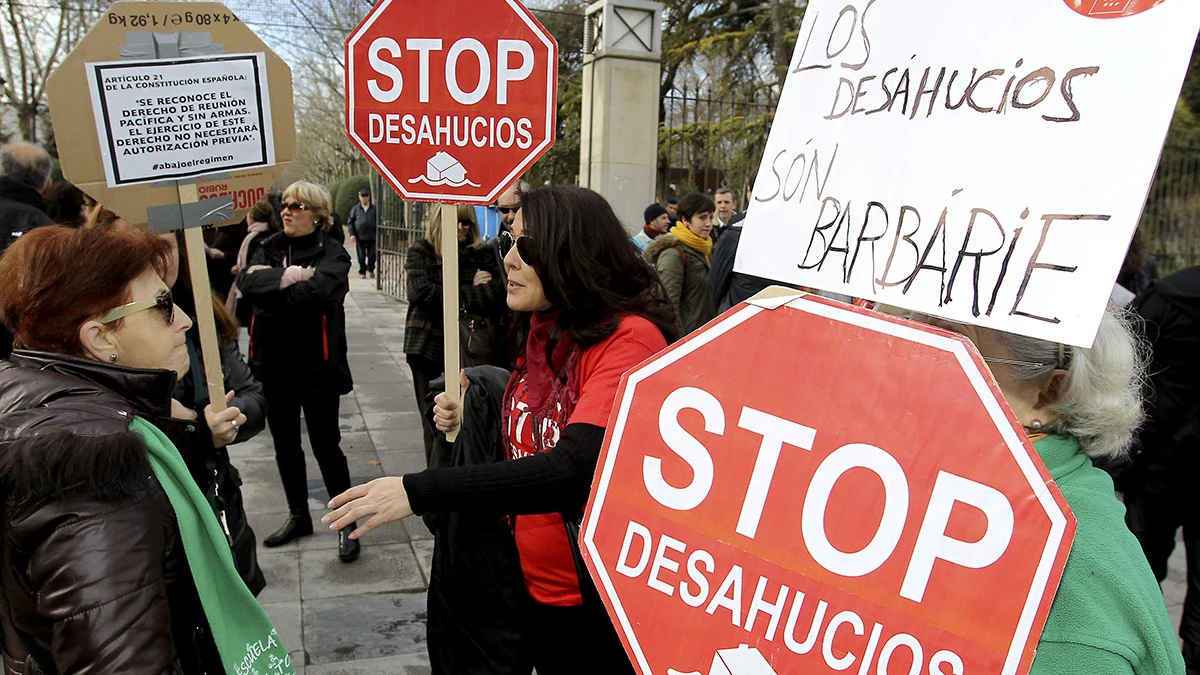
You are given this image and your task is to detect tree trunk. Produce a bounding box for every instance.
[769,0,789,88]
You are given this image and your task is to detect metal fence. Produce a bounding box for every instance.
[657,87,776,201]
[1141,141,1200,275]
[373,172,434,301]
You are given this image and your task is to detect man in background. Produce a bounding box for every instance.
[0,142,54,253]
[713,186,739,238]
[634,203,671,252]
[347,188,378,279]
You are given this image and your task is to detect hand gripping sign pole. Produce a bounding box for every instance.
[441,203,461,442]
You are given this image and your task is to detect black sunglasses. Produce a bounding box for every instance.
[280,200,309,212]
[100,290,174,325]
[499,232,537,267]
[496,205,520,215]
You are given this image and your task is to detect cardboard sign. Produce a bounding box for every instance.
[344,0,558,205]
[581,293,1076,675]
[47,1,295,230]
[735,0,1200,347]
[85,53,275,186]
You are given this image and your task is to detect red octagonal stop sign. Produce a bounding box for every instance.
[581,293,1076,675]
[345,0,557,204]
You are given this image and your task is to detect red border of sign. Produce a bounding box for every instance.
[580,292,1076,675]
[343,0,559,205]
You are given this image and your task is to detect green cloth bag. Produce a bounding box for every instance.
[130,416,295,675]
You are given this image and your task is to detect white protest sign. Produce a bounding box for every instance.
[85,52,275,186]
[736,0,1200,347]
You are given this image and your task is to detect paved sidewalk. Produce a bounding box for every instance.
[234,274,434,675]
[235,273,1191,673]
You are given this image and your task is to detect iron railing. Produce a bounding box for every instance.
[1141,141,1200,275]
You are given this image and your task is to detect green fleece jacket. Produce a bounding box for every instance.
[1031,435,1183,675]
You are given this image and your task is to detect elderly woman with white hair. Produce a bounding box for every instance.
[933,309,1183,674]
[237,181,360,563]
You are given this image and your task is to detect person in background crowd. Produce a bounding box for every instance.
[1119,229,1161,298]
[347,188,378,279]
[926,310,1183,674]
[44,181,88,228]
[403,205,504,461]
[204,218,247,299]
[713,186,738,238]
[0,226,289,673]
[1119,265,1200,674]
[0,142,53,251]
[237,181,359,563]
[666,195,680,224]
[633,202,671,251]
[163,230,268,593]
[646,191,717,336]
[707,211,799,312]
[494,179,528,240]
[227,199,278,326]
[324,184,677,675]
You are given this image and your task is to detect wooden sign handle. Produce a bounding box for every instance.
[441,203,462,443]
[179,182,229,414]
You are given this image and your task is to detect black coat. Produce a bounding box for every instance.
[707,213,797,313]
[0,177,52,253]
[0,352,224,674]
[237,229,353,395]
[347,203,378,242]
[403,239,505,366]
[425,366,529,675]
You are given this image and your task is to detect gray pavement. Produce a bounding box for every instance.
[235,272,1191,673]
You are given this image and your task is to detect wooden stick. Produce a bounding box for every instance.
[179,182,228,413]
[441,203,461,442]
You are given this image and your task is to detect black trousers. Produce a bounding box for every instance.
[1125,457,1200,674]
[407,355,441,465]
[523,595,634,675]
[356,239,377,274]
[264,383,351,517]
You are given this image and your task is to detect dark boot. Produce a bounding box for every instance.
[264,513,313,548]
[338,522,360,563]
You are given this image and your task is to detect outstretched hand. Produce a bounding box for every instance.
[323,477,412,539]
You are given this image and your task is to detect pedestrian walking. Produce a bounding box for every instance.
[347,188,378,279]
[646,191,717,335]
[927,310,1185,674]
[325,184,677,675]
[237,181,360,563]
[403,205,504,462]
[0,226,290,673]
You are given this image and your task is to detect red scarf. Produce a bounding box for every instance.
[503,311,581,455]
[642,224,662,240]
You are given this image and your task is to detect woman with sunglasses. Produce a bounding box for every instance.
[328,184,677,674]
[0,226,290,673]
[403,204,505,462]
[237,181,359,562]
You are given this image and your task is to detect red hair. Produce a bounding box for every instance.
[0,226,171,355]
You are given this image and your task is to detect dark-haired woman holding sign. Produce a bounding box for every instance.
[325,184,676,673]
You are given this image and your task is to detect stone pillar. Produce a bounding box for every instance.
[579,0,663,234]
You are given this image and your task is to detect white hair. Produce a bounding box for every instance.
[996,309,1147,459]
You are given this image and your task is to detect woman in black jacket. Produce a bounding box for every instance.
[237,181,359,563]
[403,205,504,462]
[0,226,280,673]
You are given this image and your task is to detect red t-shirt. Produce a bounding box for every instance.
[505,315,667,606]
